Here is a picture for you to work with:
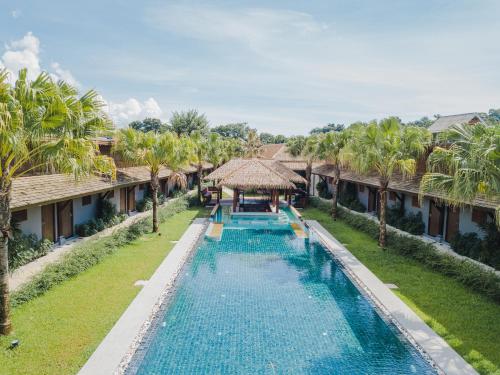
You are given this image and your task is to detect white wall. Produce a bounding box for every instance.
[73,194,98,225]
[17,206,42,238]
[108,188,120,211]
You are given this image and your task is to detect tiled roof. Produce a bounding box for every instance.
[259,144,285,159]
[11,163,213,210]
[312,164,499,210]
[428,113,484,133]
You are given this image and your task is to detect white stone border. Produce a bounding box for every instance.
[306,220,478,375]
[78,218,208,375]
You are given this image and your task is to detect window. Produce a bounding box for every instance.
[139,184,145,191]
[82,195,92,206]
[389,192,396,201]
[12,209,28,222]
[108,190,114,199]
[411,195,420,208]
[472,208,486,225]
[358,184,365,193]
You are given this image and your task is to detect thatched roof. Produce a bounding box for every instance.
[205,159,306,190]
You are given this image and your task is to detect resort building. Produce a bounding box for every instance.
[259,143,322,195]
[11,164,212,244]
[313,114,497,243]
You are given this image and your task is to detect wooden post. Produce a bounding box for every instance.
[276,190,280,213]
[232,188,238,212]
[288,189,292,205]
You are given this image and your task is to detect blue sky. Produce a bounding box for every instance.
[1,0,499,134]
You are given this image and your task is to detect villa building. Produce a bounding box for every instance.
[10,140,212,243]
[313,113,497,243]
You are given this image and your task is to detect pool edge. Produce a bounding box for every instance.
[77,218,208,375]
[306,219,478,375]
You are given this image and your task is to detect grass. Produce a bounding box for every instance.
[303,207,500,375]
[0,207,206,375]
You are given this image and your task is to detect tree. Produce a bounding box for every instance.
[286,136,318,196]
[0,68,116,335]
[347,118,430,247]
[487,108,500,124]
[273,134,287,144]
[222,137,245,162]
[115,129,190,232]
[211,122,251,139]
[169,110,209,136]
[420,123,500,225]
[315,131,349,218]
[190,131,209,204]
[129,118,169,133]
[206,133,226,168]
[259,132,275,144]
[243,130,262,158]
[405,116,433,128]
[310,123,344,135]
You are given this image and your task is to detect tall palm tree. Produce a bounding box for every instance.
[190,131,209,204]
[347,118,430,247]
[206,133,226,168]
[420,123,500,225]
[0,68,115,335]
[115,129,190,232]
[316,131,349,218]
[286,135,318,196]
[244,130,262,158]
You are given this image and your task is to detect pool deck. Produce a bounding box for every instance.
[306,220,478,375]
[78,218,208,375]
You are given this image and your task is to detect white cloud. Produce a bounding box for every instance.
[50,62,80,87]
[11,10,21,19]
[105,97,164,126]
[1,32,80,87]
[1,32,41,80]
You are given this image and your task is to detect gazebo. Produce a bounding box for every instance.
[204,159,307,213]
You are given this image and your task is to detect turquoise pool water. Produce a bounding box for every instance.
[127,208,436,374]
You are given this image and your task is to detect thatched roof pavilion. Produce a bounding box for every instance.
[205,159,307,212]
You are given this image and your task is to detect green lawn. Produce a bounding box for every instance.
[0,207,205,375]
[303,207,500,375]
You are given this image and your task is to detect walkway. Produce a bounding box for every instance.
[9,194,191,292]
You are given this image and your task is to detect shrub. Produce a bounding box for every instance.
[309,196,500,302]
[96,197,118,223]
[8,230,53,271]
[338,182,366,212]
[11,195,190,308]
[386,205,425,235]
[451,222,500,270]
[316,180,332,199]
[136,197,153,212]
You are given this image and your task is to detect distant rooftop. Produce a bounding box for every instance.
[428,113,484,134]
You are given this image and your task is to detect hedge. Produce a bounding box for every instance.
[309,197,500,303]
[11,196,191,308]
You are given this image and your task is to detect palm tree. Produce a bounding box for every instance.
[316,131,349,218]
[347,118,430,247]
[244,130,262,158]
[115,129,190,232]
[420,123,500,225]
[286,136,318,196]
[190,131,209,204]
[0,68,115,335]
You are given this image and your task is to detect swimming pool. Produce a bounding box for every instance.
[126,208,437,374]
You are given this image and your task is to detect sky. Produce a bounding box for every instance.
[0,0,499,135]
